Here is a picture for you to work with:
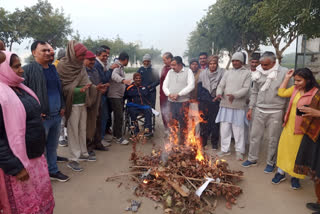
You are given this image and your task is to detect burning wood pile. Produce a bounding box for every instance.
[106,109,244,213]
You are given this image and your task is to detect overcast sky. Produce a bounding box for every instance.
[1,0,216,56]
[1,0,296,62]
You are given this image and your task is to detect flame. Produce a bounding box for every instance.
[166,104,206,163]
[143,179,149,184]
[155,172,159,178]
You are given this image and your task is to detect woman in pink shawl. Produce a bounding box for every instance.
[0,51,55,214]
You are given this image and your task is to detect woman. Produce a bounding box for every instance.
[57,41,105,172]
[198,55,224,150]
[272,68,319,189]
[294,76,320,213]
[0,51,54,213]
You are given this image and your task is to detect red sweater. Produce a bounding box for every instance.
[160,65,171,104]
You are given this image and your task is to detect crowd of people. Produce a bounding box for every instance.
[1,38,320,214]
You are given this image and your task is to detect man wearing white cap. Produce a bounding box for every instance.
[214,52,251,161]
[242,51,290,174]
[137,54,160,108]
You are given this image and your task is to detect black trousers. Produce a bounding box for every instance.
[199,100,220,147]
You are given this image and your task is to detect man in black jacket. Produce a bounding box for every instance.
[137,54,159,108]
[23,41,69,182]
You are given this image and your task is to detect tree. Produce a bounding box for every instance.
[23,0,72,48]
[0,0,72,50]
[252,0,320,62]
[185,0,267,68]
[0,8,28,51]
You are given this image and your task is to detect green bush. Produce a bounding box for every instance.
[124,67,139,73]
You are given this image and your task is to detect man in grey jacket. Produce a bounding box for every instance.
[215,52,251,161]
[107,52,132,145]
[242,52,290,173]
[163,56,195,144]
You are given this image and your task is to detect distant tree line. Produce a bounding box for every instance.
[185,0,320,66]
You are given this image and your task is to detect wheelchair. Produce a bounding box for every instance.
[122,102,156,137]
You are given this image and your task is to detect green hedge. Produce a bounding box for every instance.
[124,67,139,73]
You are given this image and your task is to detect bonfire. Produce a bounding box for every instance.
[106,108,244,214]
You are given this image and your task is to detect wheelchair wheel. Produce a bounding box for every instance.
[122,108,130,136]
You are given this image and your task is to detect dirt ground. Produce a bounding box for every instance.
[52,84,315,214]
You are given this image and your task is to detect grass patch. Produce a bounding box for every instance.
[124,67,139,73]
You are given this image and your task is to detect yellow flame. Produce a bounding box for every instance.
[155,172,159,178]
[143,179,148,184]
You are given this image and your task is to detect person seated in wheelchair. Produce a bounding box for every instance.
[125,72,153,137]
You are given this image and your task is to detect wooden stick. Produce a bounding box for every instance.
[173,175,240,188]
[105,171,144,181]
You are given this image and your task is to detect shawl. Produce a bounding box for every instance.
[0,51,39,171]
[57,40,98,121]
[300,90,320,142]
[252,62,279,91]
[199,67,224,95]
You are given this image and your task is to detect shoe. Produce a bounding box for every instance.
[217,151,231,157]
[236,152,244,161]
[242,160,257,168]
[103,134,113,142]
[95,145,109,151]
[271,172,286,184]
[59,140,68,147]
[57,156,69,163]
[306,202,320,212]
[212,144,218,151]
[101,139,112,147]
[115,137,129,145]
[88,154,96,162]
[88,151,96,156]
[78,155,89,161]
[144,128,153,137]
[291,177,301,190]
[67,161,83,172]
[264,164,275,174]
[50,171,70,182]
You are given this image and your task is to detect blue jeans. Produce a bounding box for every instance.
[43,115,61,174]
[100,95,110,138]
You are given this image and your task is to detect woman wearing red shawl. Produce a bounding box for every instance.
[0,51,54,213]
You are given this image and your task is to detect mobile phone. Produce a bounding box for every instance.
[296,105,309,116]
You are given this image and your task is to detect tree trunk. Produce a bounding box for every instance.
[9,41,13,51]
[226,53,232,69]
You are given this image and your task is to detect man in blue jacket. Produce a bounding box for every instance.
[125,73,153,137]
[137,54,160,108]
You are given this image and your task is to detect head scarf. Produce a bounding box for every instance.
[252,61,280,91]
[0,51,39,170]
[57,40,97,121]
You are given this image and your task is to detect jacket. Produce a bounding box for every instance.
[94,59,112,84]
[216,66,251,110]
[137,66,159,92]
[23,62,65,116]
[107,60,126,99]
[249,66,290,110]
[125,83,151,106]
[282,86,318,134]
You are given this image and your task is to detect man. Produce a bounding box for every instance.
[94,46,113,146]
[53,48,66,68]
[160,52,173,132]
[47,43,55,64]
[250,52,260,72]
[163,56,195,143]
[215,52,251,161]
[107,52,132,145]
[199,52,208,70]
[198,56,224,150]
[0,40,5,50]
[189,58,202,101]
[23,41,69,182]
[242,52,290,173]
[84,51,109,159]
[137,54,160,109]
[125,73,153,137]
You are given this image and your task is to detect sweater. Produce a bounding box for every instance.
[249,65,291,110]
[107,60,126,99]
[280,86,318,134]
[162,67,195,102]
[216,66,251,110]
[23,62,65,116]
